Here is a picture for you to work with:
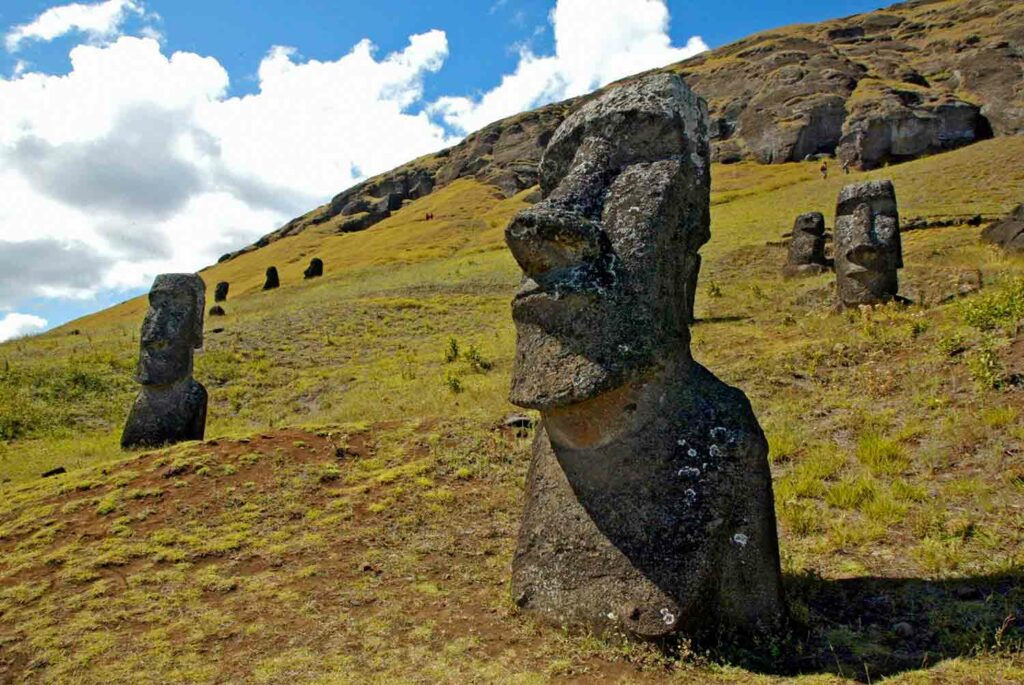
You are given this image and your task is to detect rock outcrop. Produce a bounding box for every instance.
[784,212,829,276]
[834,180,903,307]
[505,73,784,642]
[222,0,1023,261]
[981,204,1024,252]
[122,274,208,449]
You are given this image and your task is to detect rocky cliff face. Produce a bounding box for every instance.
[222,0,1023,262]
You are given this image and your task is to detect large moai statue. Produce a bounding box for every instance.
[304,257,324,280]
[834,180,903,307]
[783,212,829,276]
[505,74,784,642]
[121,274,208,449]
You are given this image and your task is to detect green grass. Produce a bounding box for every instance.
[1,138,1024,682]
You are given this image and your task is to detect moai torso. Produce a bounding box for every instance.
[834,180,902,306]
[505,73,784,642]
[121,274,208,449]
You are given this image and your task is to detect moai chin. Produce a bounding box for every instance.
[783,212,829,277]
[121,274,208,449]
[834,180,903,307]
[505,73,785,642]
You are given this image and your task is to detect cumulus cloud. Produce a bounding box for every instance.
[432,0,708,133]
[0,313,48,342]
[5,0,144,52]
[0,32,453,309]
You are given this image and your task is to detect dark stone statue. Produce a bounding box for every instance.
[214,281,229,302]
[121,274,208,449]
[264,266,280,291]
[208,305,226,317]
[505,73,785,642]
[834,180,903,307]
[783,212,829,276]
[304,257,324,279]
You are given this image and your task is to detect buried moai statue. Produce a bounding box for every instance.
[783,212,829,276]
[121,274,208,449]
[505,73,785,641]
[263,266,280,291]
[304,257,324,279]
[834,180,903,307]
[214,281,229,302]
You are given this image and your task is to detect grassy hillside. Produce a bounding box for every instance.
[1,137,1023,683]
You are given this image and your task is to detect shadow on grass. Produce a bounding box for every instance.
[726,570,1024,681]
[692,315,751,324]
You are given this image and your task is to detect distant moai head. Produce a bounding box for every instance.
[834,180,902,306]
[304,257,324,279]
[505,73,710,410]
[136,274,204,386]
[264,267,280,291]
[214,281,229,302]
[784,211,828,276]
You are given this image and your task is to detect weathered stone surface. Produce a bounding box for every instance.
[208,305,226,317]
[834,180,903,307]
[214,281,229,303]
[304,257,324,279]
[263,267,280,291]
[783,212,829,276]
[981,204,1024,253]
[122,274,207,449]
[505,73,784,642]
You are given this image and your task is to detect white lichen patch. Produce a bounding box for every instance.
[732,532,749,548]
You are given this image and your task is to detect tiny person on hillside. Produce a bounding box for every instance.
[820,160,829,180]
[842,160,851,175]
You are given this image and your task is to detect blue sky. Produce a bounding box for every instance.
[0,0,888,340]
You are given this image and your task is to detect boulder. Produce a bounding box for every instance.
[122,274,208,449]
[834,180,903,307]
[784,212,829,276]
[981,204,1024,252]
[304,257,324,279]
[505,73,784,643]
[263,267,280,291]
[214,281,229,302]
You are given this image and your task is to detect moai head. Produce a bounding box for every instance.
[214,281,229,303]
[834,180,902,306]
[136,274,204,385]
[505,74,710,410]
[264,267,280,291]
[785,212,827,271]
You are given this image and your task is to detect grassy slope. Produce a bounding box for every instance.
[1,138,1023,682]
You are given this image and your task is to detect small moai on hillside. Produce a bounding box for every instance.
[121,274,208,449]
[209,305,226,317]
[263,266,280,291]
[504,73,785,642]
[783,212,829,276]
[214,281,229,302]
[304,257,324,279]
[834,180,903,307]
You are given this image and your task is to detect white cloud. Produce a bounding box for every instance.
[0,32,454,307]
[0,313,48,342]
[5,0,144,52]
[432,0,708,133]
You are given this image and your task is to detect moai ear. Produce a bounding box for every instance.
[192,276,205,350]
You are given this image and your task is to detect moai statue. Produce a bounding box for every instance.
[208,305,226,317]
[304,257,324,279]
[834,180,903,307]
[505,73,784,642]
[214,281,229,302]
[264,266,280,291]
[783,212,829,276]
[121,274,208,449]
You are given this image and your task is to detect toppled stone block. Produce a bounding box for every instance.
[981,204,1024,253]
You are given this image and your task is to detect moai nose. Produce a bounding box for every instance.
[505,207,608,280]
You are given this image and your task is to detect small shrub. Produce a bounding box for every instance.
[464,345,492,372]
[959,278,1024,332]
[443,337,460,363]
[825,476,877,509]
[707,280,723,298]
[443,370,463,394]
[967,339,1004,390]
